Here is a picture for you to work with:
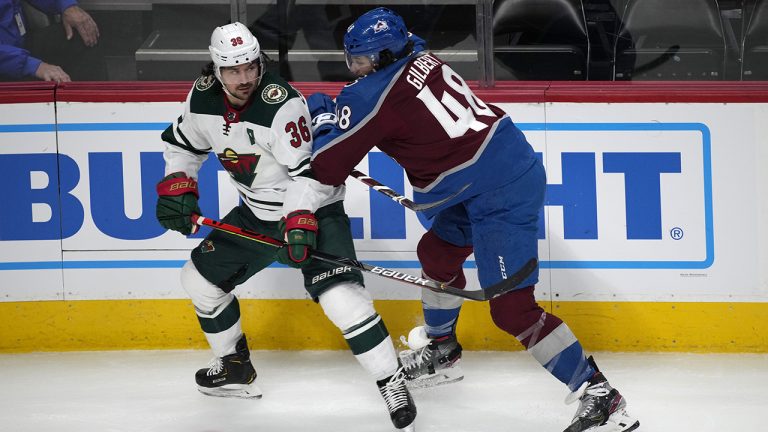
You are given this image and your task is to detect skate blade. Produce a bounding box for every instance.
[406,366,464,390]
[397,422,416,432]
[590,409,639,432]
[197,382,263,399]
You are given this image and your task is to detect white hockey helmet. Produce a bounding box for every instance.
[209,22,265,85]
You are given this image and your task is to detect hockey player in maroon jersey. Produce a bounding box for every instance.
[308,7,639,432]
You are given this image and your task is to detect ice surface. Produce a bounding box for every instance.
[1,350,765,431]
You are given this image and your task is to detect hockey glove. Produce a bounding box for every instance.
[156,172,200,235]
[307,92,336,117]
[276,210,318,268]
[311,112,337,138]
[307,93,337,138]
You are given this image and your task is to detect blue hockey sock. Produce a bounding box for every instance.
[423,305,461,337]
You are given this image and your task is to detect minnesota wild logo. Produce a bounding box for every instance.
[195,75,216,91]
[217,148,261,186]
[261,84,288,104]
[200,240,215,253]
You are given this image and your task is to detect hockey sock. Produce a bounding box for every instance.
[344,314,399,380]
[319,283,399,380]
[417,229,473,290]
[197,295,244,357]
[181,261,243,357]
[423,306,461,338]
[417,230,472,338]
[490,286,595,391]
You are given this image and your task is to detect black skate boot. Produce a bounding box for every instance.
[399,331,463,389]
[377,369,417,431]
[195,334,262,399]
[564,357,639,432]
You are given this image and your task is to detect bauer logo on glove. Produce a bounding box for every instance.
[276,210,318,268]
[296,216,318,228]
[167,179,197,193]
[155,172,201,235]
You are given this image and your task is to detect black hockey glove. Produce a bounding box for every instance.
[156,172,200,235]
[276,210,318,268]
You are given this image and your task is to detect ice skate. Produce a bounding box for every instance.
[195,334,262,399]
[378,369,417,431]
[398,326,463,389]
[564,357,639,432]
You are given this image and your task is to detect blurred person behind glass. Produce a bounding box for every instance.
[0,0,104,82]
[249,3,472,82]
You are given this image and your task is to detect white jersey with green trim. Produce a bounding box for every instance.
[161,72,344,221]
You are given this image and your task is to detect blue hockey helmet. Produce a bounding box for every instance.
[343,7,409,71]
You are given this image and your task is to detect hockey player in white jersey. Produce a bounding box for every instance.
[155,22,416,431]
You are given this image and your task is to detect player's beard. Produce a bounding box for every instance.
[226,80,257,105]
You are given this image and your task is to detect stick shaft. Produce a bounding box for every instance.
[349,169,470,212]
[191,215,537,301]
[190,214,494,300]
[349,169,419,210]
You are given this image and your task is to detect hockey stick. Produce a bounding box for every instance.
[349,169,469,212]
[191,214,537,301]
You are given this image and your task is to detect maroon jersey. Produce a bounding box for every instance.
[311,49,537,217]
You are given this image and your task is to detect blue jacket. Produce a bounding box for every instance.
[0,0,77,78]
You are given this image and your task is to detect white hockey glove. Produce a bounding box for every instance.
[307,92,337,138]
[311,112,337,137]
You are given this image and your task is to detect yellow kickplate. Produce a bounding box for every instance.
[1,300,766,353]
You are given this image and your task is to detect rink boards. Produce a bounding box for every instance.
[1,82,767,353]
